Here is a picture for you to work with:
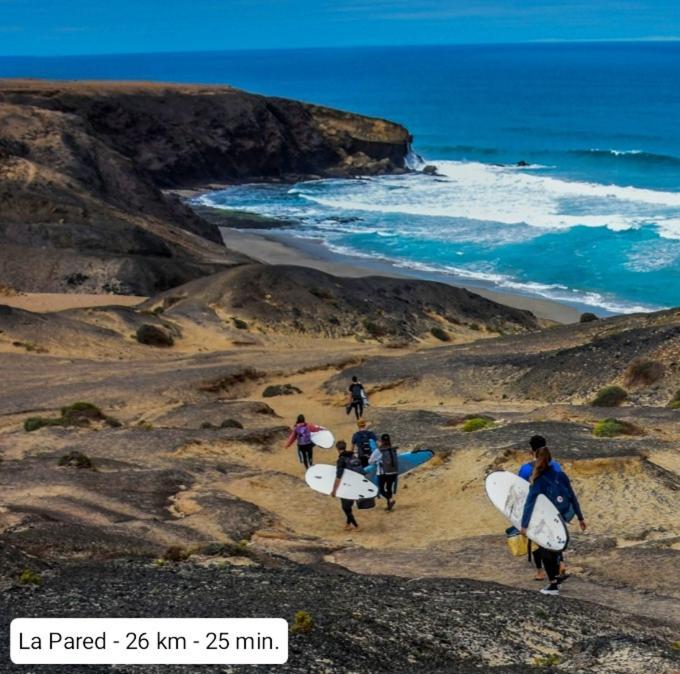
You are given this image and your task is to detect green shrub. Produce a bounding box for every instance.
[24,417,62,432]
[462,417,495,432]
[61,402,105,426]
[580,312,598,323]
[593,418,643,438]
[13,340,48,353]
[19,568,42,586]
[232,318,248,330]
[591,385,628,407]
[430,326,451,342]
[671,640,680,651]
[624,358,665,387]
[468,323,481,331]
[290,610,313,635]
[532,653,560,667]
[668,390,680,409]
[201,421,217,430]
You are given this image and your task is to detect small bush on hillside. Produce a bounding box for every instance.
[24,417,63,432]
[19,568,42,586]
[430,327,451,342]
[61,402,105,426]
[532,654,560,667]
[591,385,628,407]
[290,610,314,635]
[580,312,599,323]
[624,358,665,387]
[262,384,302,398]
[593,418,643,438]
[232,318,248,330]
[668,390,680,409]
[13,340,48,353]
[462,417,495,432]
[468,323,481,331]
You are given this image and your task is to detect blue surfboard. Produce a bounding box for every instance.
[364,449,435,488]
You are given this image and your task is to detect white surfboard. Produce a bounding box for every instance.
[305,464,378,500]
[485,471,568,551]
[310,428,335,449]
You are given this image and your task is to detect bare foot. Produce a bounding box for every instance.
[534,571,546,581]
[343,524,352,531]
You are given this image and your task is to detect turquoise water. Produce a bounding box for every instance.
[4,43,679,313]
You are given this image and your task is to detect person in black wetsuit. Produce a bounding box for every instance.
[330,440,363,531]
[346,376,365,420]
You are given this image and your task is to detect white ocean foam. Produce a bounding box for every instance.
[293,160,680,238]
[321,241,660,314]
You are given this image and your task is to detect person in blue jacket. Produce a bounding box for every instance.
[518,434,562,481]
[519,435,564,580]
[520,446,587,596]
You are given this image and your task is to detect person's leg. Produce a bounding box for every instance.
[383,475,397,509]
[341,499,358,528]
[533,547,545,580]
[540,550,561,595]
[301,445,313,469]
[378,475,388,500]
[307,444,313,467]
[356,400,364,419]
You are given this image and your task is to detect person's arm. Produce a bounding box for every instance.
[520,481,541,532]
[308,423,323,433]
[562,473,587,530]
[368,447,381,465]
[283,429,296,448]
[331,459,344,497]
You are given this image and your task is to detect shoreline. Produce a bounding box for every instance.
[218,227,582,324]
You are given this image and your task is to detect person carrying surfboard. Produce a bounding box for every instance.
[284,414,322,470]
[520,446,587,596]
[330,440,363,530]
[369,433,399,511]
[346,376,366,420]
[519,435,565,581]
[352,419,377,468]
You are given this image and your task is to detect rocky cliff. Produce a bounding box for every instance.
[0,80,411,294]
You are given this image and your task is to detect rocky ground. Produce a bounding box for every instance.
[1,558,678,674]
[0,80,410,294]
[0,273,679,673]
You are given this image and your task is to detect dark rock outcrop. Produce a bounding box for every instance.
[0,80,411,293]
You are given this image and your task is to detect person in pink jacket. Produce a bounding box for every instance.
[284,414,322,469]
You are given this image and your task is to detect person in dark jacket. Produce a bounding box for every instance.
[519,435,565,580]
[352,419,377,467]
[368,433,399,511]
[346,376,366,420]
[521,447,586,596]
[331,440,362,531]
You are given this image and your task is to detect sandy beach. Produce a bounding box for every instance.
[219,227,582,324]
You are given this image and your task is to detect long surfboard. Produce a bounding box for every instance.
[305,464,378,500]
[310,429,335,449]
[485,471,568,551]
[363,449,435,486]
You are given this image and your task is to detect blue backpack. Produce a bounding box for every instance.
[544,472,575,522]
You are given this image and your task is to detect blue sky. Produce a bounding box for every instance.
[0,0,679,56]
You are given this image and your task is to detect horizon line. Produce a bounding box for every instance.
[1,37,679,60]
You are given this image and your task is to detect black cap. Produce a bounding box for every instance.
[529,435,546,451]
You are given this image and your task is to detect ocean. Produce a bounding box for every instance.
[3,43,679,314]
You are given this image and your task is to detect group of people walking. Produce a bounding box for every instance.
[284,377,587,596]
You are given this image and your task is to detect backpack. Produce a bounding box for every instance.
[355,431,375,458]
[295,423,312,446]
[544,471,574,519]
[380,447,399,474]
